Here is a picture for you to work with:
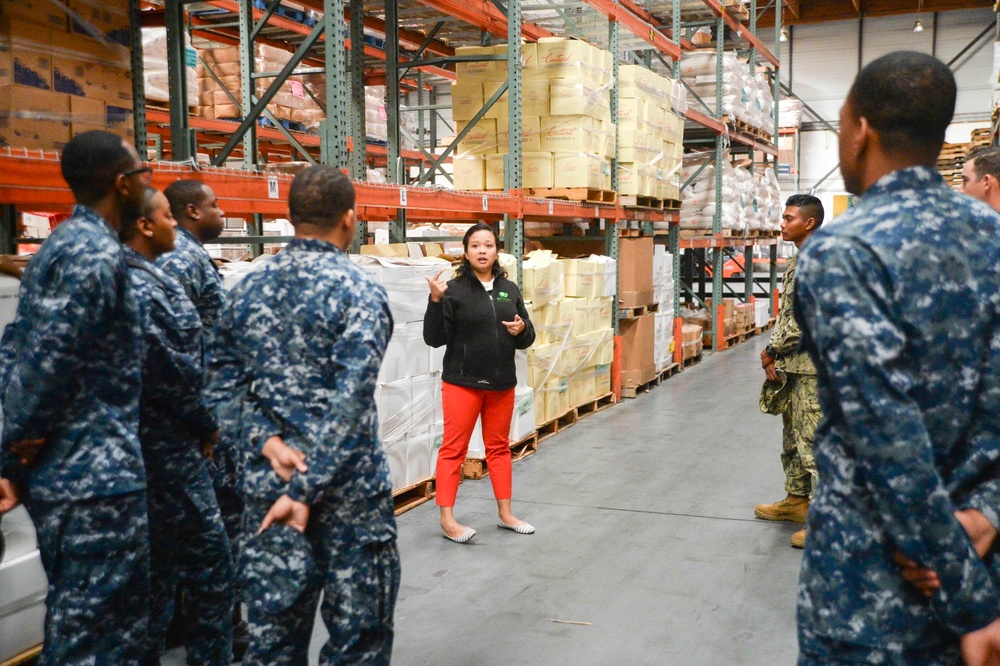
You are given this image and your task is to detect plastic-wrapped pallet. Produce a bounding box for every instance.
[352,255,451,324]
[377,373,443,490]
[652,245,674,309]
[680,151,741,231]
[654,311,673,371]
[143,27,198,105]
[522,250,564,307]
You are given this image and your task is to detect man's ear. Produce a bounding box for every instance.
[186,201,201,220]
[984,174,998,194]
[854,115,872,160]
[342,208,357,231]
[804,217,816,230]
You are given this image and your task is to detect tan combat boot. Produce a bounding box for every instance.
[790,527,806,549]
[754,493,809,523]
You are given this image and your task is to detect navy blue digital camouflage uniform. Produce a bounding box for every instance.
[208,238,400,665]
[125,247,233,666]
[0,206,150,665]
[795,166,1000,663]
[157,226,245,580]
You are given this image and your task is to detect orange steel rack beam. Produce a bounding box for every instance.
[583,0,682,60]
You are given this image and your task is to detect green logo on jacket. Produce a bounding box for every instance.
[497,291,512,303]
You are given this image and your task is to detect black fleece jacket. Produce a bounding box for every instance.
[423,273,535,391]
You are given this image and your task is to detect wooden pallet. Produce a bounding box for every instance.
[621,372,665,399]
[680,228,733,238]
[536,408,579,443]
[663,198,682,211]
[619,194,664,210]
[526,187,617,204]
[657,362,682,381]
[393,478,435,516]
[462,432,540,480]
[682,351,703,368]
[575,392,616,419]
[619,302,658,319]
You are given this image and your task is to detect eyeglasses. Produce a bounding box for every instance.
[123,166,153,184]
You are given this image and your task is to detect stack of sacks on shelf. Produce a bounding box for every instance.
[617,64,686,202]
[652,245,675,371]
[143,27,198,108]
[756,165,782,233]
[0,0,135,150]
[450,38,615,192]
[679,51,775,136]
[679,151,743,233]
[195,43,324,129]
[521,250,616,426]
[353,255,452,492]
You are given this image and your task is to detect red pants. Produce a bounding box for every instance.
[436,382,515,507]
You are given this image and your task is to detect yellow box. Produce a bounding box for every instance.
[569,370,593,407]
[537,38,594,77]
[457,118,497,156]
[453,155,485,191]
[485,150,552,190]
[485,154,506,191]
[549,78,608,120]
[496,115,541,153]
[455,45,506,81]
[540,115,594,153]
[451,82,484,122]
[553,152,605,189]
[595,363,611,397]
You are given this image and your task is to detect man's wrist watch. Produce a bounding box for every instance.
[765,344,779,359]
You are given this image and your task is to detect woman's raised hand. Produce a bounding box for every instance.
[426,268,449,303]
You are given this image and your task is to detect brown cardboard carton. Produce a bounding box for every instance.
[0,85,71,150]
[0,18,53,90]
[618,237,654,307]
[68,0,131,47]
[0,0,68,31]
[681,323,702,343]
[70,95,104,137]
[620,312,655,386]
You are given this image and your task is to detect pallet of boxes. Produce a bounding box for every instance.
[0,0,135,151]
[618,237,658,398]
[652,244,677,373]
[522,250,616,433]
[450,38,615,200]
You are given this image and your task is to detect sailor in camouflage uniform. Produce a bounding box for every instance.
[158,179,247,650]
[0,131,151,665]
[757,194,824,549]
[122,187,234,666]
[208,165,399,665]
[794,52,1000,664]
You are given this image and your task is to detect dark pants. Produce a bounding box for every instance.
[24,491,150,666]
[242,498,400,666]
[146,452,233,665]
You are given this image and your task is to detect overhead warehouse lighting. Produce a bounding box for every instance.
[779,26,789,42]
[913,19,924,32]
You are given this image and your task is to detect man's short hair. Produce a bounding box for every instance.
[785,193,825,228]
[60,130,135,206]
[163,179,210,221]
[847,51,955,159]
[288,165,355,228]
[968,146,1000,182]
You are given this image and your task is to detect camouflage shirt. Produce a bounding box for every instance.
[0,206,145,501]
[207,238,395,543]
[125,248,217,455]
[157,226,225,332]
[795,166,1000,651]
[768,254,815,375]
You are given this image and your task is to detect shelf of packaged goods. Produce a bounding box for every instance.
[678,234,779,249]
[617,0,697,50]
[684,109,779,157]
[697,0,780,68]
[779,127,799,135]
[409,0,554,42]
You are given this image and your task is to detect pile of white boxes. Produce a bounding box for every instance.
[652,245,675,371]
[617,64,685,202]
[679,51,775,136]
[520,251,616,427]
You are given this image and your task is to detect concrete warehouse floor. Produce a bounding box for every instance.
[166,335,803,665]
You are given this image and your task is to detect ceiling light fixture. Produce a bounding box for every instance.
[779,26,789,42]
[913,18,924,32]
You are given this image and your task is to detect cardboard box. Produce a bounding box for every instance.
[69,0,133,47]
[106,104,134,142]
[682,323,702,343]
[496,115,541,153]
[620,312,656,387]
[70,95,104,136]
[553,152,606,189]
[549,79,609,121]
[456,117,497,156]
[0,85,71,150]
[537,38,595,77]
[540,115,595,153]
[453,155,485,191]
[0,0,68,31]
[450,82,484,122]
[485,151,553,190]
[454,44,506,82]
[0,18,53,90]
[618,237,654,307]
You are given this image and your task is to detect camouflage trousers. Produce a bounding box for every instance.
[242,499,401,666]
[208,446,245,571]
[780,373,820,499]
[23,491,150,666]
[145,451,234,666]
[798,635,961,665]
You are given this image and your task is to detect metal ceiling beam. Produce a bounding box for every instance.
[758,0,984,26]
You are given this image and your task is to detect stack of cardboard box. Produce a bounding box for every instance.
[195,43,324,129]
[0,0,134,150]
[616,64,684,202]
[450,38,615,192]
[681,323,703,361]
[619,237,657,389]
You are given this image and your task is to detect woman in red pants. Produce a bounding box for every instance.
[423,223,536,543]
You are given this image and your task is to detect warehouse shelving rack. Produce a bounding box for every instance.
[0,0,783,369]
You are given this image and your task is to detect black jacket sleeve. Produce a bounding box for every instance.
[423,294,452,348]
